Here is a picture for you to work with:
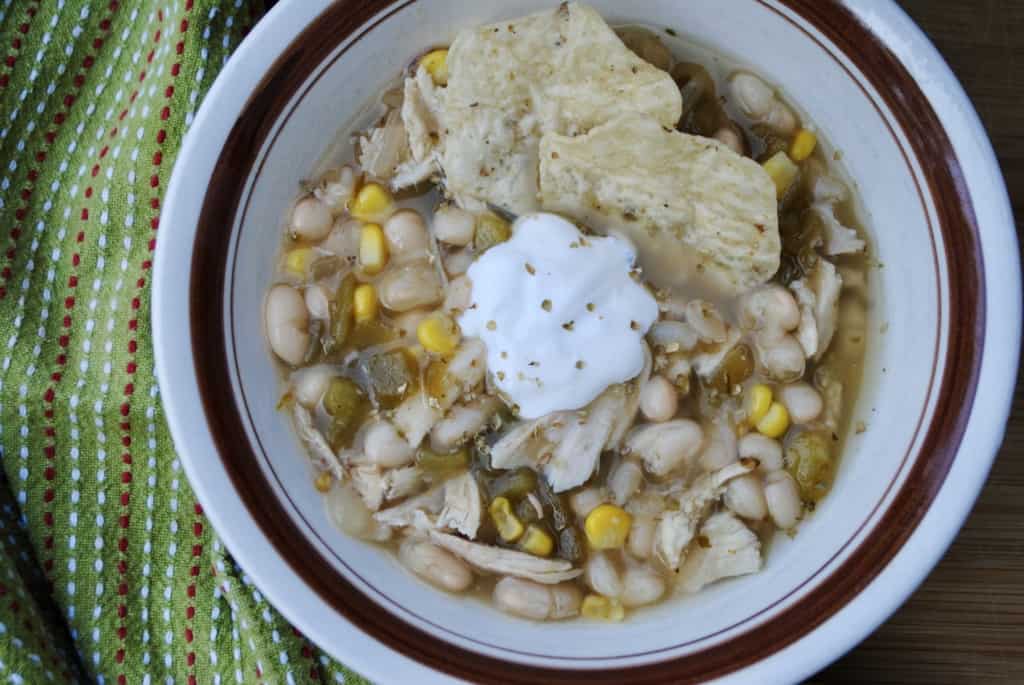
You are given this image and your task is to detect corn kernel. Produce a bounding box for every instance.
[416,314,461,356]
[314,471,333,493]
[353,284,378,323]
[581,594,625,622]
[762,151,799,199]
[789,129,818,162]
[284,247,314,276]
[489,497,524,542]
[520,525,554,557]
[349,182,394,223]
[747,384,773,425]
[757,401,790,438]
[358,223,389,275]
[419,49,449,86]
[584,504,632,550]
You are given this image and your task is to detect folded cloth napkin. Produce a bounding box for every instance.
[0,1,369,682]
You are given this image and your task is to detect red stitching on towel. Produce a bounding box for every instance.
[0,2,113,300]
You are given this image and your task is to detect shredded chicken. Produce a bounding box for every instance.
[435,472,483,538]
[624,419,703,478]
[386,466,424,501]
[428,531,582,584]
[654,460,754,570]
[350,465,388,511]
[689,326,742,379]
[813,366,844,433]
[392,391,443,448]
[544,386,625,492]
[677,511,762,593]
[812,203,865,256]
[374,486,445,529]
[358,108,409,181]
[292,404,343,477]
[489,385,628,493]
[791,260,842,360]
[609,344,652,447]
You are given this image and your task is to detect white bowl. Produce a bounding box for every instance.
[153,1,1020,682]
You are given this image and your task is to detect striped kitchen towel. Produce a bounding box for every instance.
[0,1,369,682]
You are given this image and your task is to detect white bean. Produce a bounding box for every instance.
[493,577,581,620]
[608,461,644,506]
[626,420,704,477]
[443,248,475,277]
[433,206,476,246]
[444,339,486,393]
[729,72,797,134]
[390,309,430,338]
[304,283,330,320]
[398,539,473,593]
[724,474,768,520]
[738,285,800,333]
[640,375,678,423]
[627,516,656,559]
[765,471,802,529]
[685,300,728,343]
[699,423,738,471]
[290,196,332,240]
[360,420,414,467]
[326,483,375,538]
[755,331,806,382]
[265,284,309,366]
[585,552,623,598]
[377,261,443,312]
[621,565,666,607]
[291,365,333,408]
[647,320,699,351]
[443,275,472,314]
[384,209,430,262]
[713,126,744,155]
[779,382,824,424]
[430,397,498,453]
[569,487,607,518]
[624,493,667,518]
[738,432,783,472]
[320,218,361,259]
[549,583,583,619]
[314,166,356,215]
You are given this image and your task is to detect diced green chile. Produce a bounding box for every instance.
[360,349,417,407]
[786,430,834,502]
[417,447,470,473]
[323,377,370,449]
[751,124,791,162]
[556,527,583,563]
[536,477,571,531]
[309,255,345,282]
[487,468,537,501]
[514,497,541,525]
[705,344,754,395]
[324,274,356,357]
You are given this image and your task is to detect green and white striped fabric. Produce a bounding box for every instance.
[0,1,368,682]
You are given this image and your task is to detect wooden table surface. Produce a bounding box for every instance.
[813,1,1024,682]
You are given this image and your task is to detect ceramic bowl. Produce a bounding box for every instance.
[153,1,1020,682]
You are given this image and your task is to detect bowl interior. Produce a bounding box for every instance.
[221,0,945,668]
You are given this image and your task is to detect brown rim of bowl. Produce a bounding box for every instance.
[187,1,985,682]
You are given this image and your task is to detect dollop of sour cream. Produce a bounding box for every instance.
[459,213,658,419]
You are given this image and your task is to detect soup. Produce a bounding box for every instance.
[263,3,869,622]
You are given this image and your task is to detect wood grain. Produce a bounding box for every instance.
[815,1,1024,682]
